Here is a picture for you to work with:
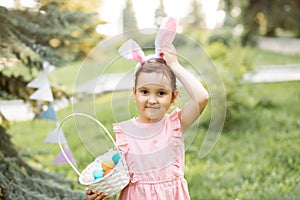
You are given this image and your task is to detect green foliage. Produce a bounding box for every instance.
[186,81,300,199]
[206,41,228,60]
[0,126,86,199]
[0,71,70,103]
[206,42,257,130]
[0,4,102,70]
[39,0,101,13]
[205,38,300,131]
[207,28,234,46]
[222,0,300,45]
[247,0,299,41]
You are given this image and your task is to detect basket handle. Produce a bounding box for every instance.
[57,113,121,176]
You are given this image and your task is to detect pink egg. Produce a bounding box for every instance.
[103,168,112,177]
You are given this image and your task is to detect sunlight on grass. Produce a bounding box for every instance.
[251,48,300,67]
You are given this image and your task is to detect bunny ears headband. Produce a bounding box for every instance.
[118,17,177,74]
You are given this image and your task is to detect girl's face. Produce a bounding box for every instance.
[133,72,178,123]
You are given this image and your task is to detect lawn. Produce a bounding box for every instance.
[5,46,300,199]
[186,81,300,199]
[7,80,300,199]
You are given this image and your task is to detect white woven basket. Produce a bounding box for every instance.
[57,113,130,196]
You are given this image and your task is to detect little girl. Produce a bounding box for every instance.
[86,43,209,200]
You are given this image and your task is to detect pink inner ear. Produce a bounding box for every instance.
[132,48,144,63]
[155,17,177,53]
[118,39,145,62]
[164,17,177,31]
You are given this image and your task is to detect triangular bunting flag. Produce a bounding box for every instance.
[27,71,49,88]
[39,104,57,121]
[52,147,75,164]
[44,127,67,144]
[42,61,55,74]
[29,82,54,102]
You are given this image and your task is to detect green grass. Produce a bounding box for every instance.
[48,62,82,89]
[250,48,300,67]
[6,81,300,199]
[4,45,300,199]
[186,81,300,199]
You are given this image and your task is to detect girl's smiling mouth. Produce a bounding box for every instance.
[146,105,160,109]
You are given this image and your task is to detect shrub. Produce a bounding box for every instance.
[206,42,259,130]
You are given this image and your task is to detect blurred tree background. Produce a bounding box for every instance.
[123,0,137,33]
[0,0,103,199]
[0,0,300,199]
[0,0,103,101]
[221,0,300,44]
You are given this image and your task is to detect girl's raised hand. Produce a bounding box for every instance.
[161,44,179,67]
[86,190,109,200]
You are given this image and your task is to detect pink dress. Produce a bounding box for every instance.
[113,108,190,200]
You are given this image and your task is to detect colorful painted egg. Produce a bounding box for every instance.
[101,160,115,171]
[112,153,120,165]
[103,168,112,177]
[93,168,104,179]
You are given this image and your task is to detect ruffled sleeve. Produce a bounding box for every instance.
[113,123,129,153]
[168,107,182,134]
[168,107,184,151]
[168,108,185,177]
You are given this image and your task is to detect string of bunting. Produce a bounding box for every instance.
[27,62,75,165]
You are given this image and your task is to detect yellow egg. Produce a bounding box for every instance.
[101,160,114,171]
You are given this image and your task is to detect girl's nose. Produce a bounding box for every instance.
[148,95,157,104]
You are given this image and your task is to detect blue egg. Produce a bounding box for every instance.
[112,153,120,165]
[93,169,104,179]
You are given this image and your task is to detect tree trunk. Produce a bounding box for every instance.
[0,126,85,200]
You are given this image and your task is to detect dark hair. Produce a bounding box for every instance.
[134,58,177,94]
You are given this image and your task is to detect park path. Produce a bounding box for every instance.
[1,64,300,122]
[75,64,300,94]
[243,64,300,83]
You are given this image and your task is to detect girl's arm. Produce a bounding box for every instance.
[162,44,209,132]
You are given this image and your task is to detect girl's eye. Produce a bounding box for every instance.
[140,90,148,94]
[158,91,166,96]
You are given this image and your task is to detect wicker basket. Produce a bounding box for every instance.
[57,113,130,196]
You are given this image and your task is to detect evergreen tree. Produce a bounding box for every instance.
[0,3,102,70]
[180,0,205,32]
[180,0,205,41]
[185,0,205,29]
[0,1,103,100]
[40,0,101,13]
[154,0,167,27]
[0,126,86,199]
[123,0,138,33]
[0,2,104,199]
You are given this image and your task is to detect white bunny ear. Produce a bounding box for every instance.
[118,39,145,63]
[155,17,177,55]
